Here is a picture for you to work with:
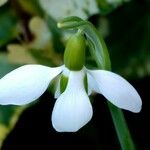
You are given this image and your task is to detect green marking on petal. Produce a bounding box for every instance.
[60,74,68,93]
[84,74,88,93]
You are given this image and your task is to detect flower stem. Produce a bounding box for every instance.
[107,102,135,150]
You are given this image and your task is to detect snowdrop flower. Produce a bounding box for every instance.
[0,32,142,132]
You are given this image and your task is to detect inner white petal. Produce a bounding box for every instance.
[52,69,93,132]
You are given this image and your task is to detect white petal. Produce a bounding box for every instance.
[88,70,142,113]
[52,69,93,132]
[0,65,63,105]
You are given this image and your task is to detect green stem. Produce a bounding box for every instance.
[58,16,135,150]
[107,103,135,150]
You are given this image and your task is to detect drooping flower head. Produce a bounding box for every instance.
[0,30,142,132]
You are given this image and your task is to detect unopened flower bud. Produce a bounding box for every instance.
[64,31,86,70]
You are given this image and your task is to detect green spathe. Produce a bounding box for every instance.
[64,31,86,71]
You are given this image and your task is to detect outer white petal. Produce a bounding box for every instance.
[88,70,142,113]
[52,69,93,132]
[0,65,63,105]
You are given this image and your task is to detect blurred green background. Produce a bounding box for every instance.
[0,0,149,149]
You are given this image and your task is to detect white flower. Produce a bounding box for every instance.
[0,64,142,132]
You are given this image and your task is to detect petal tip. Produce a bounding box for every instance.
[132,102,142,113]
[122,97,142,113]
[131,96,142,113]
[52,124,80,132]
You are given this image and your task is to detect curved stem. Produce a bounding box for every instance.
[108,103,135,150]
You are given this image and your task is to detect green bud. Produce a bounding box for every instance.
[64,31,86,71]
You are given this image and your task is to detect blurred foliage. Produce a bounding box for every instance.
[106,0,150,78]
[17,0,43,15]
[0,0,149,148]
[0,54,19,78]
[0,105,16,126]
[0,5,18,47]
[96,0,130,14]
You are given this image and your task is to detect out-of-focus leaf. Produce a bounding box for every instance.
[29,16,51,49]
[7,43,62,66]
[0,105,25,148]
[6,16,62,66]
[7,44,37,64]
[30,48,62,66]
[45,15,64,53]
[0,124,8,148]
[0,53,19,78]
[39,0,99,20]
[96,0,130,14]
[0,106,16,126]
[106,0,150,78]
[0,6,18,47]
[17,0,43,16]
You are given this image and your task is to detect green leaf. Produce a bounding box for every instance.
[0,6,18,47]
[0,53,19,78]
[96,0,129,15]
[45,15,64,53]
[0,106,17,126]
[29,49,53,66]
[17,0,43,15]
